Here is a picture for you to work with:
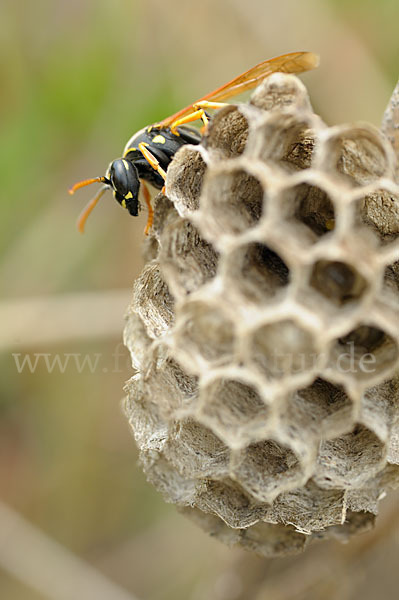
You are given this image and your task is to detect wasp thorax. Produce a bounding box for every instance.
[108,158,140,216]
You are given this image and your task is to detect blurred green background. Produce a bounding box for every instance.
[1,1,399,599]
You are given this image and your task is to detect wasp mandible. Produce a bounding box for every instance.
[69,52,319,234]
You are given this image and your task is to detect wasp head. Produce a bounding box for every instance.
[107,158,140,216]
[69,158,140,232]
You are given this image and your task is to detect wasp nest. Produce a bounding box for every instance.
[124,73,399,556]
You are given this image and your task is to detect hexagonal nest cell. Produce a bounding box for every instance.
[225,242,290,303]
[248,318,319,381]
[309,260,369,307]
[124,71,399,556]
[232,439,305,503]
[353,187,399,247]
[278,182,336,247]
[200,165,264,238]
[198,377,271,449]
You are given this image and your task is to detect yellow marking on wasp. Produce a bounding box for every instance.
[152,134,166,144]
[123,147,136,156]
[122,159,130,170]
[147,126,153,133]
[121,199,127,208]
[125,191,133,199]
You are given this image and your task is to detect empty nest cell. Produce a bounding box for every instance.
[132,263,175,338]
[272,481,345,532]
[150,194,179,240]
[278,182,336,247]
[249,72,313,113]
[175,300,236,368]
[329,324,399,381]
[151,355,199,416]
[166,146,207,212]
[361,378,399,443]
[383,261,399,298]
[315,425,386,489]
[309,259,369,306]
[282,377,354,441]
[250,112,316,172]
[248,318,319,380]
[204,105,249,157]
[199,378,270,448]
[165,419,230,479]
[132,359,195,422]
[195,478,266,529]
[319,125,390,186]
[124,312,153,372]
[201,166,264,236]
[124,377,167,451]
[353,187,399,246]
[160,218,218,297]
[233,439,304,503]
[139,451,200,506]
[225,242,290,304]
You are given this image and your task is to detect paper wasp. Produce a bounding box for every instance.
[69,51,319,234]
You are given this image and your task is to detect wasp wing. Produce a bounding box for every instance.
[158,51,319,128]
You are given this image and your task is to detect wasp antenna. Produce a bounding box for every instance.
[77,186,108,233]
[69,176,107,195]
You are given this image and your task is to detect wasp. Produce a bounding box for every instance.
[69,52,319,234]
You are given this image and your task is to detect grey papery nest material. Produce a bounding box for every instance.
[123,73,399,557]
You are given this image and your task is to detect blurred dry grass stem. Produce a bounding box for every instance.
[0,502,141,600]
[0,290,131,350]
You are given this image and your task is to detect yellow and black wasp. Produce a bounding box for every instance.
[69,52,319,234]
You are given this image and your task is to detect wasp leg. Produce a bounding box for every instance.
[138,142,167,181]
[141,181,154,236]
[170,109,206,134]
[170,101,228,134]
[138,142,166,235]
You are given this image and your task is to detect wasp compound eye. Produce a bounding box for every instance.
[109,159,140,216]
